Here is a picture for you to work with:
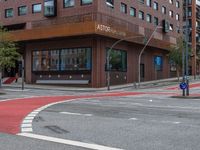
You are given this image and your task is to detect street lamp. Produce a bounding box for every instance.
[185,0,190,96]
[106,35,144,90]
[138,25,162,87]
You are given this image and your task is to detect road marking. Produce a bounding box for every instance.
[4,89,30,92]
[21,128,33,132]
[129,118,138,121]
[60,112,93,117]
[18,133,124,150]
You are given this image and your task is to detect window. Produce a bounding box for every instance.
[130,7,136,17]
[154,56,163,71]
[106,0,114,8]
[146,14,152,23]
[18,6,27,16]
[81,0,93,5]
[139,10,144,20]
[169,24,173,31]
[176,1,180,8]
[153,2,158,10]
[176,13,179,20]
[120,3,127,14]
[138,0,144,4]
[44,0,57,17]
[106,49,127,71]
[169,10,173,18]
[162,6,166,14]
[32,4,42,13]
[146,0,151,7]
[32,48,92,71]
[154,17,158,26]
[64,0,75,7]
[5,8,13,18]
[169,0,173,4]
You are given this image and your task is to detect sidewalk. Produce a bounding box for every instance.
[1,77,200,92]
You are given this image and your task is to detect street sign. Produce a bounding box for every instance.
[179,82,187,90]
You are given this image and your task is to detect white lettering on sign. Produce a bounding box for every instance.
[96,24,126,37]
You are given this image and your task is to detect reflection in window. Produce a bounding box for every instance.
[106,49,127,71]
[32,4,42,13]
[18,6,27,16]
[5,8,13,18]
[60,48,91,70]
[64,0,75,8]
[81,0,93,5]
[44,0,57,17]
[32,48,92,71]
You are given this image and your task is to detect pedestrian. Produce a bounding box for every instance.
[15,72,19,83]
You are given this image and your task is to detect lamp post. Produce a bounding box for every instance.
[106,35,144,90]
[185,0,190,96]
[21,57,25,90]
[138,25,162,87]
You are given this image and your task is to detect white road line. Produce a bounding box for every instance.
[21,128,33,132]
[60,112,93,117]
[21,124,32,128]
[129,118,138,121]
[18,133,123,150]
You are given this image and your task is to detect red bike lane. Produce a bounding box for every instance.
[0,92,145,135]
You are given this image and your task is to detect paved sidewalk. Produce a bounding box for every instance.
[1,77,200,92]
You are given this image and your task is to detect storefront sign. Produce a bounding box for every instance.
[96,24,126,37]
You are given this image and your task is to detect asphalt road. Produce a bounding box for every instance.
[32,95,200,150]
[0,84,200,150]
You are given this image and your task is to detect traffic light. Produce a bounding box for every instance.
[162,20,170,33]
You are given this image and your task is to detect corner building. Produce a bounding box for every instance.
[183,0,200,77]
[0,0,182,87]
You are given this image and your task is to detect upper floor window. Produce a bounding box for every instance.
[146,14,152,23]
[106,0,114,8]
[5,8,13,18]
[81,0,93,5]
[176,13,180,20]
[162,6,166,14]
[130,7,136,17]
[18,6,27,16]
[32,3,42,13]
[154,17,159,26]
[138,0,144,4]
[120,3,127,14]
[169,0,173,4]
[64,0,75,7]
[169,10,173,18]
[176,1,180,8]
[153,2,158,10]
[44,0,57,17]
[139,10,144,20]
[146,0,151,7]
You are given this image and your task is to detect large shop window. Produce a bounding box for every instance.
[44,0,57,17]
[32,48,92,71]
[106,49,127,71]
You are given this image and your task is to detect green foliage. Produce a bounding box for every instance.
[0,27,20,69]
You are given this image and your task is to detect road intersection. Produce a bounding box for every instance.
[0,81,200,150]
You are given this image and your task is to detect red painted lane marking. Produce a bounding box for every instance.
[0,92,144,135]
[165,82,200,90]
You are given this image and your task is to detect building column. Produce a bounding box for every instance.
[91,37,104,88]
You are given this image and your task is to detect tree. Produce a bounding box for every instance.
[168,37,191,81]
[0,26,20,86]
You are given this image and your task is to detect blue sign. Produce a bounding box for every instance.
[179,82,187,90]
